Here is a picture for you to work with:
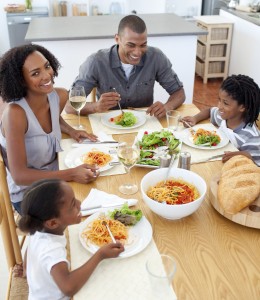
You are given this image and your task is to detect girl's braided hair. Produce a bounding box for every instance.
[220,74,260,126]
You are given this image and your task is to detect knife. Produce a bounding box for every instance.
[192,153,224,164]
[80,140,118,144]
[81,202,125,212]
[72,141,118,147]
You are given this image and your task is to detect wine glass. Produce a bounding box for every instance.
[116,135,140,195]
[69,86,87,129]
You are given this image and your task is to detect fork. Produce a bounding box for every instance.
[112,88,124,115]
[181,119,195,134]
[102,220,117,243]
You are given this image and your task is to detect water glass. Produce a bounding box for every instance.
[146,254,176,299]
[166,110,181,131]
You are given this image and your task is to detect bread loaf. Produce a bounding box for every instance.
[218,156,260,214]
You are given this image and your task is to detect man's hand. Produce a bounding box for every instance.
[146,101,166,119]
[95,91,120,113]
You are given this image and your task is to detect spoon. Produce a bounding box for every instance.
[113,88,124,115]
[102,220,116,243]
[164,154,177,184]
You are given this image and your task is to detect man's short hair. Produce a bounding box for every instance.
[118,15,146,35]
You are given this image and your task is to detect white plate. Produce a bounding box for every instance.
[136,129,181,169]
[64,145,117,172]
[181,124,229,150]
[101,110,146,130]
[78,211,153,258]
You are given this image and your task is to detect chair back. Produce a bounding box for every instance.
[89,88,96,102]
[0,148,23,265]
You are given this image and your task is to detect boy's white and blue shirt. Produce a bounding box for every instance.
[210,107,260,166]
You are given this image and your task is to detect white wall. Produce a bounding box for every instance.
[220,9,260,87]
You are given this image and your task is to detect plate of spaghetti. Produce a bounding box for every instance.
[78,211,153,258]
[146,179,200,205]
[101,110,146,129]
[64,145,117,172]
[182,124,229,150]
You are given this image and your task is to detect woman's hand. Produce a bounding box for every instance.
[69,129,98,143]
[72,164,100,183]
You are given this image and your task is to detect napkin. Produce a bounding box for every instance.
[81,188,138,216]
[72,132,117,147]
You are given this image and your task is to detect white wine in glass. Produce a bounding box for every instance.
[117,136,140,195]
[69,86,87,129]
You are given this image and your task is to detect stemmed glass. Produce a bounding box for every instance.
[116,135,140,195]
[69,86,87,129]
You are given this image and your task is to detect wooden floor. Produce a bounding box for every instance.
[0,76,222,119]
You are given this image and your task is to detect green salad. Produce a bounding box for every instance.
[115,112,137,127]
[109,203,142,226]
[137,130,180,166]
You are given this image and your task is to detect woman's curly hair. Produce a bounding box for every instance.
[0,44,61,102]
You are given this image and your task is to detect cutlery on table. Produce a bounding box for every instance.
[192,154,224,164]
[81,202,124,212]
[164,154,177,184]
[72,140,118,147]
[181,119,195,134]
[102,220,116,243]
[113,88,124,115]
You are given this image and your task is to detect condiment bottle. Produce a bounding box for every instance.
[60,1,67,17]
[178,152,191,170]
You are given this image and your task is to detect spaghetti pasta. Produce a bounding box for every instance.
[81,218,128,247]
[81,150,112,167]
[147,179,200,205]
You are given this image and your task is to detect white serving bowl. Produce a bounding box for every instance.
[140,168,207,220]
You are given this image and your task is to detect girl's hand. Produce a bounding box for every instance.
[70,129,98,143]
[72,164,100,183]
[181,116,197,127]
[98,242,125,259]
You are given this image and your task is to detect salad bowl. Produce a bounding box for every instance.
[141,168,207,220]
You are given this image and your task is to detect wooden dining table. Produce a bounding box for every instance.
[60,104,260,300]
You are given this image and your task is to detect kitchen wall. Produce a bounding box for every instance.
[0,0,50,54]
[0,0,202,55]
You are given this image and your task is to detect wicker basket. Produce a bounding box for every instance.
[197,42,226,60]
[197,23,230,42]
[196,59,224,76]
[4,5,26,13]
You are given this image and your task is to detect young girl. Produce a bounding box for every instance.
[19,179,124,299]
[182,74,260,166]
[0,44,99,214]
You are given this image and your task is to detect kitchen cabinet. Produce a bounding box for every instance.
[194,16,233,84]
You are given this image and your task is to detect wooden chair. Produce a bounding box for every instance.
[0,191,28,300]
[0,149,28,299]
[88,87,96,102]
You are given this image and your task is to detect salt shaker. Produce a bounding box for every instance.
[159,154,171,168]
[178,152,191,170]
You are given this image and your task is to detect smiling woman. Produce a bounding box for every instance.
[0,44,99,214]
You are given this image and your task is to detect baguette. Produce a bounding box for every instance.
[218,156,260,214]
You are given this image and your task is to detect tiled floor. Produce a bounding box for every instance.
[0,76,222,298]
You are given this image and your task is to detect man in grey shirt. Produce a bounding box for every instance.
[65,15,185,119]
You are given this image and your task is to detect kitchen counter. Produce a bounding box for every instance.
[221,7,260,26]
[26,13,206,41]
[25,13,207,103]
